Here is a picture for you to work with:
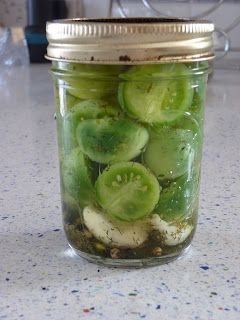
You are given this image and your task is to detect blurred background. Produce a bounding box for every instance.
[0,0,239,66]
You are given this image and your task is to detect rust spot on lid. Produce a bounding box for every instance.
[119,55,131,62]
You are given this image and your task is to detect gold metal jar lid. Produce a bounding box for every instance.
[46,17,214,64]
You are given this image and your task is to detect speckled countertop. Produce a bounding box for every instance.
[0,65,239,320]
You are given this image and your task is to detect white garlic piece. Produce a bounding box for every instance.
[83,206,149,248]
[150,214,193,246]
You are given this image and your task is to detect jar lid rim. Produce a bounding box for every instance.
[46,17,215,64]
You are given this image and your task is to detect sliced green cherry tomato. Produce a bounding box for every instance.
[173,113,201,132]
[59,63,123,75]
[76,118,149,164]
[62,100,119,152]
[96,162,161,222]
[61,63,123,100]
[54,84,82,114]
[118,64,193,124]
[191,76,207,114]
[62,148,95,207]
[65,92,82,110]
[143,126,196,180]
[172,114,203,169]
[66,100,119,122]
[155,173,200,222]
[68,79,117,100]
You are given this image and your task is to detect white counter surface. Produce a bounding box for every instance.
[0,65,239,320]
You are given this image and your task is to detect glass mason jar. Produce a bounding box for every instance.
[46,18,214,267]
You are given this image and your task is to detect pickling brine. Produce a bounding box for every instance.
[52,61,207,266]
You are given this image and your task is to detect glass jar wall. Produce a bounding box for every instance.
[52,61,208,267]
